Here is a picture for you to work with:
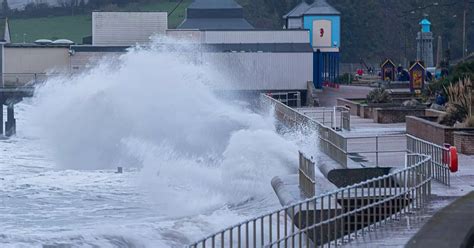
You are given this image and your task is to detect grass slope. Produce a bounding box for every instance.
[9,0,191,44]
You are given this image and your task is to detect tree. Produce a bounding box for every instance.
[57,0,78,8]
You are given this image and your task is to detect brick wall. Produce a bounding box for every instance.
[407,116,451,145]
[374,108,426,123]
[407,116,474,146]
[454,132,474,155]
[360,105,373,118]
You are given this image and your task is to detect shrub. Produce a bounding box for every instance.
[366,88,392,104]
[335,73,353,85]
[439,103,469,126]
[450,61,474,83]
[438,77,472,126]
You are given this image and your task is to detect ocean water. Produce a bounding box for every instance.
[0,42,318,247]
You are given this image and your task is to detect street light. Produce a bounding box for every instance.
[462,0,468,58]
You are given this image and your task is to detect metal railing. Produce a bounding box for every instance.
[346,134,407,168]
[267,91,302,108]
[262,94,452,186]
[407,134,451,186]
[319,125,348,168]
[261,94,347,167]
[299,151,316,198]
[188,154,433,248]
[1,73,46,87]
[1,73,68,87]
[341,108,350,131]
[262,94,349,168]
[299,107,351,131]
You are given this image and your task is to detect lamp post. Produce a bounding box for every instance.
[463,0,468,59]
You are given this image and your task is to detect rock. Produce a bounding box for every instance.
[402,99,421,108]
[430,103,446,111]
[454,122,466,128]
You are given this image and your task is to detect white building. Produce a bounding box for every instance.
[2,8,314,97]
[92,12,168,46]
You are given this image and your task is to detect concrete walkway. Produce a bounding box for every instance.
[406,192,474,248]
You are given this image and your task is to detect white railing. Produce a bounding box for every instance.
[262,94,349,168]
[299,107,351,131]
[267,91,302,108]
[406,134,451,186]
[1,73,69,87]
[262,94,452,185]
[299,151,316,198]
[188,154,433,248]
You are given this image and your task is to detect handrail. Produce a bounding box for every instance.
[406,134,451,186]
[299,151,316,198]
[299,106,351,131]
[1,73,69,87]
[263,94,451,184]
[188,154,433,248]
[262,94,349,167]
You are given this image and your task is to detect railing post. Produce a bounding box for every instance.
[375,136,379,167]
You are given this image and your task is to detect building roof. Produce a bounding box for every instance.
[5,43,71,48]
[419,19,431,25]
[70,43,313,53]
[283,2,309,18]
[188,0,242,9]
[207,43,313,52]
[178,0,254,30]
[409,61,426,71]
[381,58,396,67]
[284,0,340,18]
[179,18,253,30]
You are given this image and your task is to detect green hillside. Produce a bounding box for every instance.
[9,1,191,44]
[10,15,91,43]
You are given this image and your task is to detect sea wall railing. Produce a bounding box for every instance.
[188,154,433,248]
[299,107,351,131]
[262,94,349,168]
[262,94,452,185]
[345,134,407,167]
[406,134,451,186]
[1,73,68,87]
[267,91,302,108]
[299,151,316,198]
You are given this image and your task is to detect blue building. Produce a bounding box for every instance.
[284,0,341,89]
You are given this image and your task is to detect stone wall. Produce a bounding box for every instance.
[373,108,426,123]
[454,132,474,155]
